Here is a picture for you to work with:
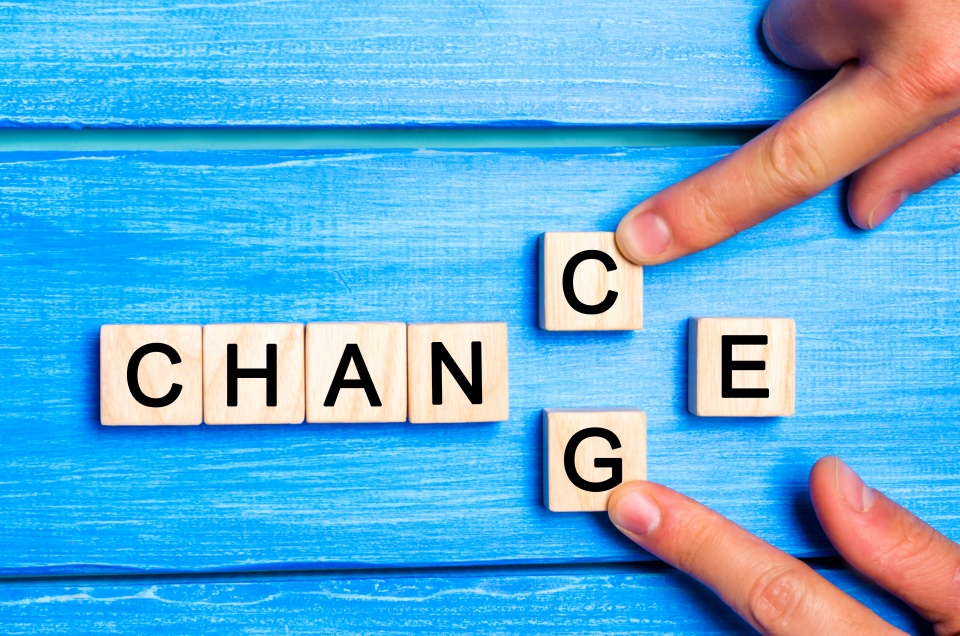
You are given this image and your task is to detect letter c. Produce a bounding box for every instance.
[563,427,623,492]
[126,343,183,408]
[562,250,619,315]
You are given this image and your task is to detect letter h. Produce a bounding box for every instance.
[227,343,277,407]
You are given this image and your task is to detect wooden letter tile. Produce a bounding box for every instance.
[407,322,509,423]
[540,232,643,331]
[100,324,203,426]
[543,409,646,512]
[203,323,305,425]
[688,317,795,417]
[305,322,407,423]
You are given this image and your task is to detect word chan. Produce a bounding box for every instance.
[543,409,647,512]
[100,321,508,426]
[539,232,643,331]
[688,317,796,417]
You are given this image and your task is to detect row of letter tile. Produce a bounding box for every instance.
[101,322,509,426]
[102,315,796,425]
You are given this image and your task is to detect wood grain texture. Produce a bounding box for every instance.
[99,325,202,426]
[0,0,823,128]
[539,232,643,331]
[0,564,929,634]
[203,323,305,425]
[543,410,646,512]
[408,322,510,423]
[306,322,408,423]
[689,318,796,417]
[0,148,959,576]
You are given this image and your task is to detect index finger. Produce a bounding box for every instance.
[615,64,954,265]
[607,481,904,635]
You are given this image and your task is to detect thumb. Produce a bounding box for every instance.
[615,64,953,265]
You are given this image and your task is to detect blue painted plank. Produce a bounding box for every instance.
[0,1,822,128]
[0,148,959,576]
[0,564,929,634]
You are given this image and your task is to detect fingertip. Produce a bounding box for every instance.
[607,480,659,513]
[811,457,879,523]
[615,205,674,266]
[761,4,790,67]
[759,0,847,70]
[607,481,663,539]
[809,455,837,486]
[760,0,809,69]
[846,172,875,229]
[867,190,909,229]
[809,456,838,513]
[810,455,849,502]
[848,190,908,230]
[848,170,909,230]
[835,457,877,513]
[606,480,640,514]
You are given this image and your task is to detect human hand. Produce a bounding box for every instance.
[607,457,959,634]
[615,0,960,265]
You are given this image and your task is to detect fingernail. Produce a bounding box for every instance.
[866,190,908,229]
[618,210,672,262]
[610,489,662,536]
[835,458,876,513]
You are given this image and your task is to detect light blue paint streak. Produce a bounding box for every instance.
[0,563,929,634]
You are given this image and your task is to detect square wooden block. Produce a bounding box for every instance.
[539,232,643,331]
[100,324,203,426]
[407,322,509,423]
[688,317,795,417]
[203,323,305,425]
[305,322,407,423]
[543,409,646,512]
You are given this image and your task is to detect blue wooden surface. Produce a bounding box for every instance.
[0,564,929,634]
[1,147,959,579]
[0,1,823,128]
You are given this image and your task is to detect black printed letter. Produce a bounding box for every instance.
[431,341,482,405]
[126,343,183,408]
[324,343,382,407]
[227,343,277,407]
[721,335,769,398]
[562,249,619,315]
[563,427,623,492]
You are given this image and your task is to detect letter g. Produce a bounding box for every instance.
[563,427,623,492]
